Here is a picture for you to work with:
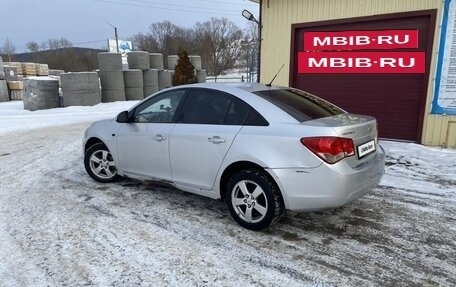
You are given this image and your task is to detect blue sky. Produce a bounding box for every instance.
[1,0,259,52]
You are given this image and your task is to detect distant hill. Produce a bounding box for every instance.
[3,47,106,72]
[13,47,106,62]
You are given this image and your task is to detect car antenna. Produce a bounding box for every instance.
[266,64,284,87]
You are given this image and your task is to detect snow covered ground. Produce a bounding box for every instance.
[0,101,138,136]
[0,101,455,286]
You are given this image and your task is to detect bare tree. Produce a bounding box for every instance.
[59,38,73,48]
[241,22,259,82]
[131,21,196,67]
[47,38,73,50]
[40,41,47,51]
[149,21,182,57]
[178,28,197,55]
[47,38,60,50]
[27,41,39,52]
[149,21,196,65]
[131,32,159,52]
[134,18,244,74]
[195,18,243,78]
[1,38,16,61]
[27,41,40,62]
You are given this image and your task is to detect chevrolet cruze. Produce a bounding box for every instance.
[83,83,385,230]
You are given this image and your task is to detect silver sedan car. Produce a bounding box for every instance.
[83,83,385,230]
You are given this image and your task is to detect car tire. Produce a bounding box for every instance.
[226,169,284,230]
[84,142,120,183]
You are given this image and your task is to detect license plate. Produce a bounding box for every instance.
[357,140,376,158]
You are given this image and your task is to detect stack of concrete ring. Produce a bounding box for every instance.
[125,51,149,100]
[148,53,207,95]
[161,55,176,90]
[144,53,162,97]
[190,56,206,84]
[98,52,126,102]
[96,51,206,102]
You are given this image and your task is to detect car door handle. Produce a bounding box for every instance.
[154,134,166,142]
[208,136,226,144]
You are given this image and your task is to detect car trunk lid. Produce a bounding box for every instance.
[302,113,378,166]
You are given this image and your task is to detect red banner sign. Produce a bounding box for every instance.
[298,51,425,74]
[304,30,419,51]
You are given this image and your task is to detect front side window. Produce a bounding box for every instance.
[133,89,186,123]
[254,89,345,122]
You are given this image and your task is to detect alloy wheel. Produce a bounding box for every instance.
[89,150,117,180]
[231,180,268,223]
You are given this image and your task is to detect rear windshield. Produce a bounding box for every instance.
[254,89,345,122]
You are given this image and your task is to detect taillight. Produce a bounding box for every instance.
[301,137,355,164]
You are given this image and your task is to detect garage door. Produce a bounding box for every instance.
[290,11,436,142]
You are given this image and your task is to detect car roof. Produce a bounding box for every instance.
[169,82,285,94]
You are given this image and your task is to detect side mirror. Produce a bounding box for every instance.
[116,111,131,123]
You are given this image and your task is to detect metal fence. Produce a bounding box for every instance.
[205,74,257,83]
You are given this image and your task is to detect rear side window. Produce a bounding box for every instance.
[182,90,230,124]
[182,89,253,125]
[244,109,268,126]
[254,89,344,122]
[225,98,250,125]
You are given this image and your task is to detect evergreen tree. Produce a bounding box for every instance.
[172,47,197,86]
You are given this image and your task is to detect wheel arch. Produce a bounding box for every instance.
[84,137,107,153]
[219,160,281,201]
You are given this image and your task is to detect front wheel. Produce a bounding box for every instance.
[84,142,119,183]
[226,169,284,230]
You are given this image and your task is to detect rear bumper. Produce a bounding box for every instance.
[267,147,385,212]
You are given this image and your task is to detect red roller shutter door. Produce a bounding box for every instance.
[290,11,436,142]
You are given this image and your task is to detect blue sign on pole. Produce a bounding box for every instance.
[433,0,456,115]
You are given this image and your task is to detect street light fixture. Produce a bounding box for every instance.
[242,9,259,25]
[242,9,261,83]
[106,22,119,53]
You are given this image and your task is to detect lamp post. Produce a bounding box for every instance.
[242,9,261,83]
[107,22,119,53]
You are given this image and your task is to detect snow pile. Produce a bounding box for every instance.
[381,141,456,194]
[0,101,138,135]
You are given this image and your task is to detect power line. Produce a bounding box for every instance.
[93,0,242,16]
[180,0,258,6]
[127,0,241,12]
[127,0,258,7]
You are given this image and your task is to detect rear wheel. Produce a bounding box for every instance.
[84,142,119,183]
[226,169,284,230]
